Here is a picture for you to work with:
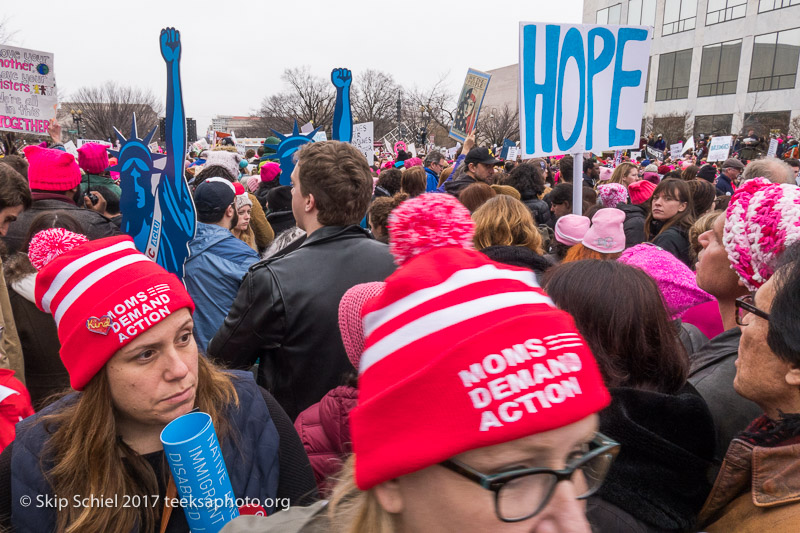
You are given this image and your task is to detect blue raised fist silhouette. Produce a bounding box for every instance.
[331,68,353,142]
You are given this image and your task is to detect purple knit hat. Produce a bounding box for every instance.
[723,178,800,290]
[597,183,628,208]
[339,282,386,369]
[619,243,713,319]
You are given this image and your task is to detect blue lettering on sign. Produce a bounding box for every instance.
[150,220,161,247]
[522,24,647,154]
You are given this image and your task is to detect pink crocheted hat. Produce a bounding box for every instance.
[387,193,474,266]
[597,183,628,208]
[583,209,626,253]
[618,243,713,319]
[339,282,386,369]
[723,177,800,290]
[555,215,591,246]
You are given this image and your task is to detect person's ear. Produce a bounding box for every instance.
[305,192,316,213]
[373,479,404,514]
[226,204,235,218]
[677,202,687,213]
[785,365,800,387]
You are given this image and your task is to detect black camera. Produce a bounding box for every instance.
[88,193,99,206]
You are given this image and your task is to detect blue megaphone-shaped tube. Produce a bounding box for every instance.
[161,411,239,533]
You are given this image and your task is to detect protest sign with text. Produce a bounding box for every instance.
[670,143,682,159]
[518,22,651,158]
[450,68,491,143]
[352,122,375,166]
[767,138,778,158]
[0,45,57,135]
[707,136,732,162]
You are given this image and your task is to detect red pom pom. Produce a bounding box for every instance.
[28,228,89,271]
[233,181,245,195]
[388,193,475,266]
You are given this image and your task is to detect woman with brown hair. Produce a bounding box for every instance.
[400,166,427,198]
[368,193,408,243]
[545,260,715,533]
[0,231,316,532]
[458,182,495,213]
[645,178,695,266]
[472,195,543,254]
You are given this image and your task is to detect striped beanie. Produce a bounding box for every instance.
[31,231,194,390]
[723,177,800,290]
[350,247,610,490]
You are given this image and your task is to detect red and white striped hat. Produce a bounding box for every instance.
[350,247,610,490]
[32,231,194,391]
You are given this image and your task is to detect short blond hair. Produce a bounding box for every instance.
[472,195,543,254]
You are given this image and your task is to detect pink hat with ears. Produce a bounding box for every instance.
[555,215,591,246]
[583,209,626,253]
[598,167,613,182]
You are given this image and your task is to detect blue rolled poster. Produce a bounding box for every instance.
[161,411,239,532]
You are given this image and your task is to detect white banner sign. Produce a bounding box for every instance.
[0,45,57,135]
[682,136,694,155]
[767,138,779,158]
[631,151,641,160]
[506,146,520,160]
[670,143,682,159]
[352,122,375,166]
[77,138,112,148]
[519,22,651,158]
[707,136,732,162]
[407,143,417,157]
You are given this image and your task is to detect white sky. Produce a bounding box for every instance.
[3,0,582,133]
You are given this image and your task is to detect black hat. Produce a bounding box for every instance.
[194,178,235,218]
[464,147,500,167]
[697,164,717,183]
[266,185,293,213]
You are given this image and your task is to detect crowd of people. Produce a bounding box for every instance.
[0,117,796,532]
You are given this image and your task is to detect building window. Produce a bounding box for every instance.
[597,3,622,24]
[663,0,697,35]
[758,0,800,13]
[656,49,693,100]
[743,111,791,136]
[706,0,747,25]
[748,28,800,92]
[694,114,733,137]
[628,0,657,25]
[698,40,741,96]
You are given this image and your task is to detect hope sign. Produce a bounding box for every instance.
[519,23,652,158]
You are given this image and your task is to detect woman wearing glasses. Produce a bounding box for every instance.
[545,260,716,533]
[698,245,800,532]
[223,195,618,533]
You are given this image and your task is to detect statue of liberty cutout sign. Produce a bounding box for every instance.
[109,28,196,279]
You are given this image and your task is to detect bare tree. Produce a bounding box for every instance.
[652,111,691,146]
[0,15,19,45]
[789,115,800,139]
[255,67,335,136]
[70,82,163,141]
[352,69,400,139]
[477,104,519,147]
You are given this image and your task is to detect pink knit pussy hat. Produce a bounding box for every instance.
[723,177,800,290]
[339,282,386,369]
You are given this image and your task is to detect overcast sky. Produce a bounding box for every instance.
[4,0,582,133]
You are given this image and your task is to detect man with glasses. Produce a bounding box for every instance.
[423,151,448,193]
[716,158,743,196]
[698,244,800,531]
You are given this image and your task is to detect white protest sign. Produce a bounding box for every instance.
[148,142,159,153]
[670,143,682,159]
[614,149,623,165]
[507,146,520,160]
[707,136,732,162]
[0,45,57,135]
[407,143,417,157]
[447,147,458,159]
[62,140,78,158]
[767,138,779,157]
[312,131,327,143]
[77,139,112,148]
[519,22,652,158]
[682,136,694,155]
[301,121,314,134]
[352,122,375,166]
[631,150,641,160]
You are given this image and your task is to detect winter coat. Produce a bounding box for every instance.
[293,385,358,494]
[221,501,329,533]
[698,425,800,532]
[247,192,274,250]
[3,193,120,255]
[676,319,708,358]
[444,174,479,197]
[480,245,554,280]
[618,203,647,249]
[689,328,763,464]
[185,223,259,352]
[0,256,24,387]
[9,371,281,533]
[424,166,439,192]
[79,173,121,199]
[521,196,551,225]
[716,173,735,196]
[3,254,69,409]
[0,369,33,452]
[208,225,395,420]
[594,386,716,532]
[266,211,296,236]
[650,221,692,267]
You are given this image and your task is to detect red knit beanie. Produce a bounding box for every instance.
[31,230,195,391]
[629,180,657,205]
[23,145,82,191]
[350,247,611,490]
[77,142,110,174]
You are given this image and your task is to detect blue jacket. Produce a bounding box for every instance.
[716,173,735,196]
[11,370,280,533]
[185,223,259,352]
[424,166,439,192]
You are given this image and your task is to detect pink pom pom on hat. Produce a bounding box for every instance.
[387,193,475,266]
[28,228,88,271]
[723,177,800,290]
[618,243,713,319]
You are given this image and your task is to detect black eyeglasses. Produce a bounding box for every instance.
[735,294,770,326]
[439,432,619,523]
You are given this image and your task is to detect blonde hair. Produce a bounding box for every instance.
[689,210,722,266]
[472,195,543,254]
[490,184,521,200]
[41,356,238,533]
[608,162,637,186]
[327,455,397,533]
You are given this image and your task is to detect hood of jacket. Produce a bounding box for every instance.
[188,222,237,256]
[598,386,716,531]
[617,202,647,219]
[4,253,37,303]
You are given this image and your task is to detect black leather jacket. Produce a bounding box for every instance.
[208,225,396,420]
